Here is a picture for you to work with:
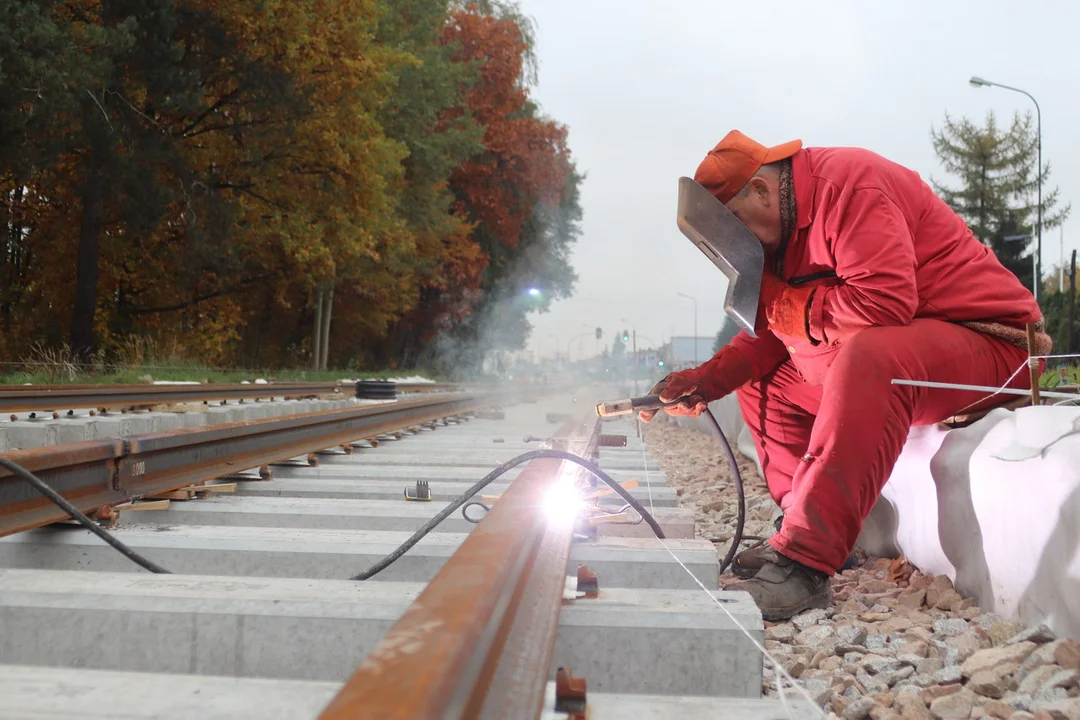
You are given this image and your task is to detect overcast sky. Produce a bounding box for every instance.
[517,0,1080,362]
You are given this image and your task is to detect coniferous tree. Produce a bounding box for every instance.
[930,111,1070,292]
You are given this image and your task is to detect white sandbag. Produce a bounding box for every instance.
[667,397,1080,637]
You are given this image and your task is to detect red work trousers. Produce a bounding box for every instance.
[735,319,1032,575]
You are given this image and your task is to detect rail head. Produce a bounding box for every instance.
[317,411,600,720]
[0,382,344,414]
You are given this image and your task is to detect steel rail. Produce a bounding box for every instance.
[0,392,505,537]
[318,411,598,720]
[0,381,493,412]
[0,382,342,414]
[396,382,488,394]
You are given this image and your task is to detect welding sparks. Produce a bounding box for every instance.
[542,476,582,526]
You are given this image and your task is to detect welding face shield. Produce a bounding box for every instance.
[676,176,763,337]
[680,130,802,336]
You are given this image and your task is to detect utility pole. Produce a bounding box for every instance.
[968,77,1042,304]
[1068,249,1077,354]
[1061,226,1066,293]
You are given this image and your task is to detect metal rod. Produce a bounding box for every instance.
[975,78,1042,302]
[890,378,1077,400]
[1027,323,1042,406]
[1069,249,1077,354]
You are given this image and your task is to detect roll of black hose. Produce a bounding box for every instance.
[356,380,397,400]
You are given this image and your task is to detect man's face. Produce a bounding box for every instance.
[724,173,783,253]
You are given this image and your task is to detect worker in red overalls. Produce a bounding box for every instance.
[641,130,1049,621]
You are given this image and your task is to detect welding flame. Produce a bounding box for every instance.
[542,476,582,526]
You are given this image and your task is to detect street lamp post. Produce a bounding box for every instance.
[546,333,559,365]
[619,317,638,360]
[970,76,1042,304]
[1003,234,1037,294]
[621,317,639,393]
[676,293,698,364]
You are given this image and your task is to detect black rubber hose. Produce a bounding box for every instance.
[351,449,665,580]
[3,448,665,581]
[699,407,746,576]
[0,456,172,574]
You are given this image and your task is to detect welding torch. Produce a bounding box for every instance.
[595,392,704,418]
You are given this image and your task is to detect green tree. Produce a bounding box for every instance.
[930,111,1070,292]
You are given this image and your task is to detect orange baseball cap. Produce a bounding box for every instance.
[694,130,803,204]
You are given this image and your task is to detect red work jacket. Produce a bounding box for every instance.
[726,147,1041,386]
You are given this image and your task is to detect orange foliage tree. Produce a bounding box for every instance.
[393,4,579,371]
[0,0,581,374]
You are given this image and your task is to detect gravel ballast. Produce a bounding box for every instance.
[642,418,1080,720]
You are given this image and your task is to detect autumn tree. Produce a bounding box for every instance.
[420,5,581,374]
[0,0,582,375]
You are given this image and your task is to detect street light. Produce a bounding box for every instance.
[970,75,1042,304]
[546,333,559,363]
[1003,234,1037,294]
[676,293,698,364]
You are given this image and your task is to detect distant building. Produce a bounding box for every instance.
[667,336,715,368]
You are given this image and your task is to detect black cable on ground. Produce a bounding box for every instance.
[352,449,665,580]
[3,448,666,581]
[461,500,490,523]
[699,407,746,576]
[0,456,172,575]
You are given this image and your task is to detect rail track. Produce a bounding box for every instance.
[0,380,479,415]
[0,387,818,719]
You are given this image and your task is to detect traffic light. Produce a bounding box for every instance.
[658,360,665,367]
[621,329,629,343]
[595,327,602,340]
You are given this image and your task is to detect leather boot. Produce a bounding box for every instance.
[730,546,832,621]
[731,515,785,579]
[732,515,859,579]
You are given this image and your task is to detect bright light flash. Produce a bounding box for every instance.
[527,287,542,297]
[542,477,583,526]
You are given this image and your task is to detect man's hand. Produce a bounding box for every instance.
[638,370,708,422]
[759,272,815,342]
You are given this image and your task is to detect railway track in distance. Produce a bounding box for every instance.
[0,380,488,416]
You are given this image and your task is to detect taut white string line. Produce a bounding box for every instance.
[893,352,1080,418]
[636,416,825,718]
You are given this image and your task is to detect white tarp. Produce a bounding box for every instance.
[673,398,1080,639]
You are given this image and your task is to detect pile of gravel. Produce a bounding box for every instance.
[642,420,1080,720]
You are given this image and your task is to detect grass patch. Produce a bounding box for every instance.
[1040,362,1080,390]
[0,344,438,385]
[0,367,425,386]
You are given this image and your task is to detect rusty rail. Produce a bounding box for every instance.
[0,382,342,414]
[0,392,504,537]
[396,382,484,394]
[0,381,492,413]
[318,411,598,720]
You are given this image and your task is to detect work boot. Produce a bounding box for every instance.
[731,515,785,579]
[730,547,832,621]
[732,514,859,579]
